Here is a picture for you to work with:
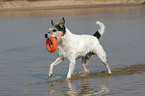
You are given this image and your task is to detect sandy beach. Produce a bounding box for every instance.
[0,0,144,11]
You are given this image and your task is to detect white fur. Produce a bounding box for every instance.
[96,21,105,35]
[48,21,111,79]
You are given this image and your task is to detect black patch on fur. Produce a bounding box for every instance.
[54,24,66,35]
[93,31,101,39]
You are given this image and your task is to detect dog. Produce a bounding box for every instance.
[45,17,111,79]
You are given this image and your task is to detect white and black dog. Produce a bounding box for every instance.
[45,17,111,79]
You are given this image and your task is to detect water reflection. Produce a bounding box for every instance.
[49,77,110,96]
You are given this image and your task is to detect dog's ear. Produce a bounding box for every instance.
[51,19,54,26]
[59,17,65,27]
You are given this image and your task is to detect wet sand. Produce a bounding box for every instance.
[32,63,145,85]
[0,0,144,11]
[51,63,145,82]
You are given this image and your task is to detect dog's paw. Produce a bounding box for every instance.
[48,73,53,77]
[65,77,72,81]
[108,71,112,74]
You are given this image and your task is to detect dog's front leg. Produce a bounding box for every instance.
[67,59,76,79]
[49,57,64,77]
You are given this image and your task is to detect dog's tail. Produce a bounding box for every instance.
[93,21,105,39]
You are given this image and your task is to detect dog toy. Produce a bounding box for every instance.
[46,37,57,53]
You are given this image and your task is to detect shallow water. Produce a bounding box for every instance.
[0,6,145,96]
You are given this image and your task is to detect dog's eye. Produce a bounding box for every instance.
[52,29,57,32]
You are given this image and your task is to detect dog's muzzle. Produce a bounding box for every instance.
[44,32,57,41]
[44,34,48,38]
[44,31,50,38]
[44,33,48,38]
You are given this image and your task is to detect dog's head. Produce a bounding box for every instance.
[45,17,66,41]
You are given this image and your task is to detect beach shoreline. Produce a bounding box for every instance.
[0,0,144,12]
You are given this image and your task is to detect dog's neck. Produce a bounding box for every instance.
[58,28,72,48]
[63,28,72,39]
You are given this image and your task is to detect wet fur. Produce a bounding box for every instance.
[46,18,111,79]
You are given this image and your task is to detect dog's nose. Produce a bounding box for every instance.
[44,33,48,38]
[44,31,50,38]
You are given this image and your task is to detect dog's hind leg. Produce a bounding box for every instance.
[97,55,111,74]
[81,54,91,73]
[49,57,64,77]
[94,48,112,74]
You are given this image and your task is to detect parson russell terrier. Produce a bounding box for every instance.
[44,17,111,79]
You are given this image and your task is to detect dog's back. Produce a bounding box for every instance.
[61,27,103,58]
[64,21,105,53]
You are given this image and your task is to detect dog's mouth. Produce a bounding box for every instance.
[44,33,58,41]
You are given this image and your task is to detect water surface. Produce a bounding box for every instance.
[0,6,145,96]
